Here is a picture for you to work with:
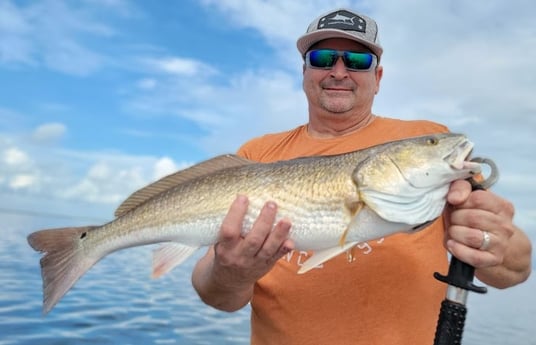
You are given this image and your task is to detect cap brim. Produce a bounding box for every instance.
[297,29,383,58]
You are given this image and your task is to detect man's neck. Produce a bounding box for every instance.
[307,113,376,138]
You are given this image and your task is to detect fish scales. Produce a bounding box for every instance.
[91,150,363,254]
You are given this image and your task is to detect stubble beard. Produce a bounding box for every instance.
[319,94,355,114]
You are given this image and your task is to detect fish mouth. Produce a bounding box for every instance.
[445,139,482,174]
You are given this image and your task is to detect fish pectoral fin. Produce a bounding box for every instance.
[338,227,350,247]
[339,201,363,246]
[152,243,199,279]
[297,242,359,274]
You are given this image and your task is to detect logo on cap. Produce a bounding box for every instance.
[317,10,366,33]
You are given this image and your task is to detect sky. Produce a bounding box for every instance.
[0,0,535,248]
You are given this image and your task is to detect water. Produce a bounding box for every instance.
[1,218,534,345]
[0,218,250,345]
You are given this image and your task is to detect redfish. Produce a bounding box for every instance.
[28,133,488,314]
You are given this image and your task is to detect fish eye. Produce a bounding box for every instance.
[426,137,439,145]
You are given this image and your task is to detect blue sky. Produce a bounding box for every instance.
[0,0,535,247]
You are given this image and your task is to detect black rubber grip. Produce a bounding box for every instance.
[433,257,487,293]
[433,300,467,345]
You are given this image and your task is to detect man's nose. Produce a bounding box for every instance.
[330,57,349,78]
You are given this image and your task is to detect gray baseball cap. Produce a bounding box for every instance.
[297,8,383,59]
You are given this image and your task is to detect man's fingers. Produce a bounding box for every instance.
[256,218,293,261]
[446,239,502,268]
[448,225,494,250]
[447,180,472,205]
[449,208,495,232]
[241,201,278,257]
[217,198,294,271]
[218,195,249,247]
[448,180,515,218]
[465,190,515,218]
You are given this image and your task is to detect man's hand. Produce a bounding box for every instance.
[214,195,294,288]
[444,180,531,288]
[192,195,294,311]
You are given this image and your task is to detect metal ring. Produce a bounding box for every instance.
[469,157,499,189]
[479,230,491,250]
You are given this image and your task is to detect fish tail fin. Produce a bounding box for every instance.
[152,243,199,279]
[27,226,99,315]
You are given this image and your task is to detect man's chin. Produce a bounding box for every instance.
[320,101,354,114]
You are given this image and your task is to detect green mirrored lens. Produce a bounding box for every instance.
[308,50,337,68]
[343,52,373,70]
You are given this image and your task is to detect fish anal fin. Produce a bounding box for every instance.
[152,243,199,279]
[115,155,254,217]
[297,242,359,274]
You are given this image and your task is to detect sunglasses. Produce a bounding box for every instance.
[305,49,377,72]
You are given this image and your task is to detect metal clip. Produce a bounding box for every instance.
[469,157,499,189]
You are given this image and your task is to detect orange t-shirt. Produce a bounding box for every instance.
[237,116,451,345]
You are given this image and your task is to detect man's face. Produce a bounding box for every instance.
[302,38,383,116]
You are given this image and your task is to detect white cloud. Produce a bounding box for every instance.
[153,157,179,180]
[51,154,184,205]
[88,162,113,180]
[0,129,186,209]
[31,123,66,144]
[9,174,36,190]
[142,56,219,77]
[160,57,210,75]
[3,147,30,166]
[60,160,144,204]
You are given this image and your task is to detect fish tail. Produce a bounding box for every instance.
[27,226,99,315]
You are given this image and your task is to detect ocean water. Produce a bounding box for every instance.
[1,219,534,345]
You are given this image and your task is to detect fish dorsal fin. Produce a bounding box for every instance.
[114,154,254,217]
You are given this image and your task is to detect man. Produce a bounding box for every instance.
[192,8,532,344]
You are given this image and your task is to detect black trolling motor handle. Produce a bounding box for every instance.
[432,181,488,345]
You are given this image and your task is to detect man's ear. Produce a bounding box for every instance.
[375,65,383,94]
